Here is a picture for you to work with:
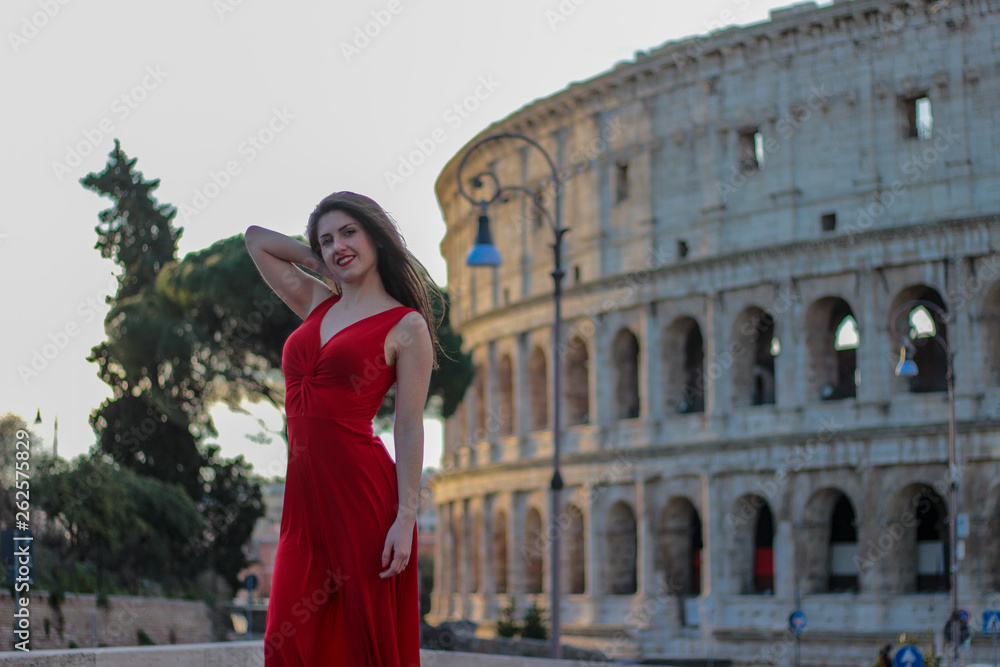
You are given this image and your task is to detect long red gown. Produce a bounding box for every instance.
[264,294,421,666]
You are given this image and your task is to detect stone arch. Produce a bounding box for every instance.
[613,328,641,419]
[528,346,548,430]
[888,285,949,394]
[801,488,858,593]
[886,483,950,593]
[562,503,586,594]
[493,510,508,594]
[983,280,1000,388]
[498,354,514,436]
[606,501,638,594]
[662,317,705,414]
[565,336,590,425]
[524,507,544,594]
[655,497,703,595]
[731,307,778,407]
[730,494,774,594]
[804,297,859,401]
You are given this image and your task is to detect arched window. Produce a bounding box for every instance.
[753,503,775,594]
[805,297,859,401]
[828,494,859,592]
[890,286,949,394]
[565,336,590,425]
[498,354,514,436]
[613,329,641,419]
[656,498,703,595]
[731,307,778,407]
[915,489,949,592]
[607,501,638,594]
[663,318,705,414]
[524,507,544,594]
[886,484,949,593]
[802,489,858,594]
[528,347,548,430]
[563,504,586,594]
[493,510,508,594]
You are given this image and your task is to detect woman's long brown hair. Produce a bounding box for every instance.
[306,191,441,368]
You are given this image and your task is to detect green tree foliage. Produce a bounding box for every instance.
[495,598,519,638]
[521,601,548,640]
[0,413,37,530]
[81,142,261,590]
[33,454,204,594]
[199,445,264,591]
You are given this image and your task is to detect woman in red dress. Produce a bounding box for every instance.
[245,192,437,666]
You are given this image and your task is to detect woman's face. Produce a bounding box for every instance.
[316,210,378,284]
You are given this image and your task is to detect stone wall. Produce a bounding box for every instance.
[1,592,214,652]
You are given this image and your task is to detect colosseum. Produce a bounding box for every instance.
[429,0,1000,664]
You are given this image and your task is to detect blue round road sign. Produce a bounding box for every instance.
[892,645,924,667]
[789,610,807,633]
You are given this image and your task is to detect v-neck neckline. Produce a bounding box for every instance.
[316,298,407,351]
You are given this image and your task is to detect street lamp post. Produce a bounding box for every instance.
[892,300,960,667]
[456,132,568,659]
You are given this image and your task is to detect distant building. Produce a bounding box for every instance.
[237,482,283,602]
[429,0,1000,664]
[418,469,438,561]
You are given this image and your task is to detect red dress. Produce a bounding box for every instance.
[265,294,421,666]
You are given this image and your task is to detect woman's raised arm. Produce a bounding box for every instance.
[244,225,335,319]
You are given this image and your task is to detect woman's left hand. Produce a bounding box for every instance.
[379,516,414,578]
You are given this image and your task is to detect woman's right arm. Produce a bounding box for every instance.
[244,225,334,319]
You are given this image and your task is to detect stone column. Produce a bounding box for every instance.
[483,494,495,596]
[516,332,529,438]
[773,517,795,599]
[645,302,663,419]
[638,476,656,596]
[587,482,605,606]
[705,292,729,418]
[511,492,526,598]
[773,279,802,408]
[593,315,612,427]
[856,269,890,402]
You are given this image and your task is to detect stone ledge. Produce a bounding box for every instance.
[0,643,590,667]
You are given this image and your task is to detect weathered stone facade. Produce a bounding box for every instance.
[430,0,1000,665]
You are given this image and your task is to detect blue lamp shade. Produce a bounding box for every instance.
[895,346,918,377]
[466,213,502,266]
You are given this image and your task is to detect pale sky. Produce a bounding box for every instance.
[3,0,814,477]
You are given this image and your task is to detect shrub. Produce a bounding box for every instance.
[495,599,519,638]
[522,601,548,640]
